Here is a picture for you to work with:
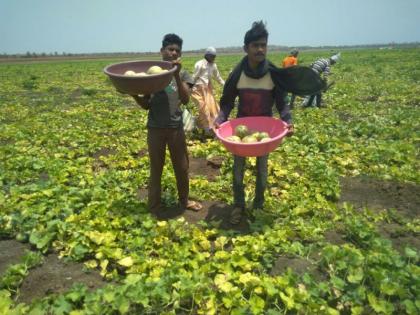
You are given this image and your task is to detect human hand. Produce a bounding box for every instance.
[286,123,294,136]
[131,94,151,109]
[131,94,150,100]
[172,58,182,76]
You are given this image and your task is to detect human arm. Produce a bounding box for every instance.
[213,73,238,128]
[274,87,294,135]
[131,94,151,110]
[192,60,202,84]
[213,63,225,86]
[324,65,331,77]
[173,58,191,105]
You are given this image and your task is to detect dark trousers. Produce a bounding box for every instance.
[233,155,268,209]
[306,93,322,107]
[147,127,189,211]
[289,94,296,109]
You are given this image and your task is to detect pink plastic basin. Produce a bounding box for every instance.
[215,116,289,157]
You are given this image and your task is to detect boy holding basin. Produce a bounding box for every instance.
[131,33,202,213]
[214,21,293,224]
[214,21,325,224]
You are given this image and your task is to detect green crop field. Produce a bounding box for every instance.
[0,48,419,314]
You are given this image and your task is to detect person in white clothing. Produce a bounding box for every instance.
[191,47,225,136]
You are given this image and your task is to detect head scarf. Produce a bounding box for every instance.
[330,52,341,62]
[205,46,217,56]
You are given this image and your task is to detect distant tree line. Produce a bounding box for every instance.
[0,51,159,59]
[1,42,419,59]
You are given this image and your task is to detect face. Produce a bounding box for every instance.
[161,43,182,61]
[205,54,216,63]
[244,38,267,64]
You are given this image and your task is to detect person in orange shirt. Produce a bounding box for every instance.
[282,49,299,68]
[282,49,299,108]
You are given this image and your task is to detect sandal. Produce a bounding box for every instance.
[186,200,203,212]
[230,207,243,225]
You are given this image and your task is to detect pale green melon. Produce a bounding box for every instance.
[234,125,249,138]
[226,135,241,143]
[242,135,258,143]
[147,66,163,75]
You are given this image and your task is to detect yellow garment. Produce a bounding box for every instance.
[191,84,219,129]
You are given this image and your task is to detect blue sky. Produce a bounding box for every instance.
[1,0,419,54]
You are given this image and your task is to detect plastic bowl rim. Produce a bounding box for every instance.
[103,60,176,78]
[216,118,288,145]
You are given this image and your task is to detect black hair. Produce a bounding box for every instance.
[162,33,183,48]
[290,49,299,57]
[244,21,268,46]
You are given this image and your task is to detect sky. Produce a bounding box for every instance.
[1,0,419,54]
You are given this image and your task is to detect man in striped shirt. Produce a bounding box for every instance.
[214,21,293,225]
[304,53,340,107]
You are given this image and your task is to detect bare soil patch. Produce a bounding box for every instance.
[68,87,83,101]
[189,156,224,181]
[0,240,107,304]
[339,176,419,253]
[91,147,117,172]
[339,176,419,218]
[323,229,346,246]
[0,240,30,275]
[270,255,326,281]
[150,201,250,234]
[17,253,106,304]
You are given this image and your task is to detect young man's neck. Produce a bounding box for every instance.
[247,58,263,70]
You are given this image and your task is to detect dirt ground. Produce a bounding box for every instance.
[17,254,106,304]
[0,240,29,275]
[0,240,107,304]
[189,156,225,181]
[339,176,419,252]
[268,176,419,277]
[339,176,419,219]
[1,175,418,304]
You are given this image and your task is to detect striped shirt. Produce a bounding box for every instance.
[217,71,291,124]
[311,58,331,77]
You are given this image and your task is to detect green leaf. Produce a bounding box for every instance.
[117,256,134,267]
[115,295,130,314]
[249,294,265,314]
[331,276,346,290]
[380,281,399,296]
[403,299,418,315]
[279,291,295,310]
[367,293,395,314]
[103,291,115,303]
[351,306,363,315]
[52,296,73,315]
[347,267,364,283]
[214,274,233,293]
[404,247,418,259]
[222,296,233,308]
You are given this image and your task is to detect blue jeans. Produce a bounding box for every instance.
[233,155,268,209]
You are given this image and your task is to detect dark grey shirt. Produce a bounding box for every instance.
[147,70,194,128]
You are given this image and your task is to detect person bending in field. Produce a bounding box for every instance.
[303,53,340,108]
[131,33,202,213]
[282,49,299,108]
[191,47,225,138]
